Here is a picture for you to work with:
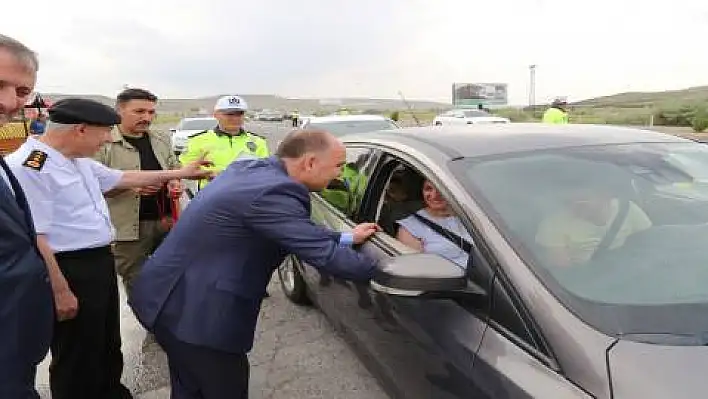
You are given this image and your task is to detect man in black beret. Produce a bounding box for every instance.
[49,97,123,125]
[5,97,214,399]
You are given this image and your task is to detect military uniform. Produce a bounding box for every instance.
[6,99,133,399]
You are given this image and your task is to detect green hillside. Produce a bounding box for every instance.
[574,86,708,108]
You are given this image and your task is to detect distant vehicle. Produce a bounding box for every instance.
[433,109,510,126]
[256,110,284,122]
[297,114,315,126]
[170,116,218,155]
[300,114,399,137]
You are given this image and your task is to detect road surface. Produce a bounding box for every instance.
[36,121,388,398]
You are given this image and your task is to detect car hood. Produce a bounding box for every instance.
[466,116,510,123]
[608,337,708,398]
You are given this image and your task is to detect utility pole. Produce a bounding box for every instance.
[398,90,421,127]
[529,64,537,118]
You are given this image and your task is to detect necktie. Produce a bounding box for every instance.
[0,157,15,199]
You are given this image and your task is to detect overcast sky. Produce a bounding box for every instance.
[5,0,708,104]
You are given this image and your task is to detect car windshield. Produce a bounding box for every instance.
[453,142,708,341]
[463,110,488,117]
[308,120,398,136]
[177,119,217,131]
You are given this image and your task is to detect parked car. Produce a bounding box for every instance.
[170,116,218,155]
[256,110,284,122]
[433,109,510,126]
[300,114,399,136]
[278,123,708,398]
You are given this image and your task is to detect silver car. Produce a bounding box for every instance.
[279,123,708,398]
[170,117,218,155]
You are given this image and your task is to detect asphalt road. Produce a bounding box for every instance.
[36,120,388,398]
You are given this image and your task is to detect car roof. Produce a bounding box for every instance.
[341,123,690,159]
[306,114,390,123]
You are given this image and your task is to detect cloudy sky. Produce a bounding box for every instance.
[5,0,708,104]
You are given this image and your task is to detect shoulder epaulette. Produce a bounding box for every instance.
[22,150,48,171]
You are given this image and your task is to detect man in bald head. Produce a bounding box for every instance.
[129,129,380,398]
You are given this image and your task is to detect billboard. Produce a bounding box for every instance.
[452,83,508,107]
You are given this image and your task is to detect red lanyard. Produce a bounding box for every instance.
[170,188,181,221]
[156,184,181,230]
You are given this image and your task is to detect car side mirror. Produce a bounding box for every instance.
[169,128,176,133]
[371,253,481,298]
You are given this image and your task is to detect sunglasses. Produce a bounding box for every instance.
[221,110,245,116]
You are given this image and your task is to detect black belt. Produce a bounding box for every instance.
[55,245,112,260]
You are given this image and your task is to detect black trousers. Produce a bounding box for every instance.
[154,324,249,399]
[50,246,132,399]
[0,367,40,399]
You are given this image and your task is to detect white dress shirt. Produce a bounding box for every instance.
[6,138,124,252]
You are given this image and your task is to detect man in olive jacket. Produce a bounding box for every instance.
[94,88,182,298]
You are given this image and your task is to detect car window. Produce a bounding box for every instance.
[316,147,378,219]
[454,142,708,343]
[367,158,547,354]
[177,119,217,131]
[307,120,399,137]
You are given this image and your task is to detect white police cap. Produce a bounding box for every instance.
[214,95,248,112]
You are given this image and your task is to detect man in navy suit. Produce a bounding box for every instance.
[130,129,380,398]
[0,34,54,398]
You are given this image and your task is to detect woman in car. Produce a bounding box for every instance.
[396,179,473,269]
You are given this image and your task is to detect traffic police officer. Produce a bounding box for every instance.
[179,95,269,190]
[6,98,212,399]
[543,97,569,124]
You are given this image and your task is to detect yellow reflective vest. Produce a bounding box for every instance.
[179,128,269,189]
[542,107,569,124]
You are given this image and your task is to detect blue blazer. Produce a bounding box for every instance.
[130,156,377,354]
[0,156,53,393]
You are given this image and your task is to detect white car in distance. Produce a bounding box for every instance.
[277,114,399,148]
[170,117,218,155]
[432,109,510,126]
[300,114,400,137]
